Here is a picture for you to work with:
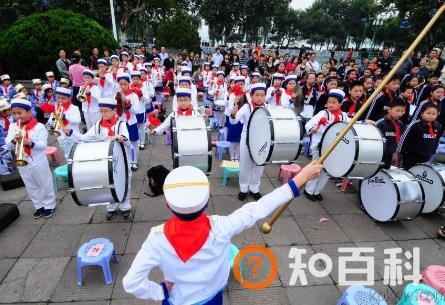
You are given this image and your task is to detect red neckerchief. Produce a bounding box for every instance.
[19,118,38,157]
[390,118,401,143]
[133,64,138,71]
[99,77,105,88]
[0,113,10,131]
[86,83,95,106]
[40,96,55,113]
[123,90,133,120]
[177,106,193,116]
[427,122,437,139]
[330,108,342,122]
[285,88,293,96]
[49,81,55,88]
[274,87,282,105]
[100,117,118,137]
[348,98,357,117]
[164,214,211,263]
[130,83,143,98]
[57,101,71,125]
[110,66,118,80]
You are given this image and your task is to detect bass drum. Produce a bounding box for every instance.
[360,168,424,222]
[171,116,212,173]
[68,140,128,206]
[409,163,445,214]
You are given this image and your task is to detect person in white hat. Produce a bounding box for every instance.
[109,55,121,79]
[62,97,133,220]
[6,98,56,218]
[47,87,81,159]
[202,62,212,95]
[179,68,198,99]
[229,62,241,79]
[13,84,27,99]
[38,84,56,123]
[171,76,198,111]
[59,78,70,89]
[152,57,165,103]
[0,99,12,134]
[250,72,262,88]
[96,58,116,99]
[304,88,350,201]
[123,163,323,304]
[266,73,285,106]
[130,71,148,150]
[205,65,219,105]
[0,74,15,100]
[45,71,59,90]
[120,52,134,74]
[29,79,43,116]
[280,75,299,109]
[78,69,102,129]
[230,83,268,200]
[208,71,227,126]
[240,65,251,91]
[116,73,143,171]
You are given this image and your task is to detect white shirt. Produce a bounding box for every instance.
[266,87,286,106]
[212,53,223,66]
[123,184,294,305]
[119,92,143,125]
[279,91,295,108]
[48,103,81,140]
[306,60,320,72]
[69,119,129,145]
[229,102,260,136]
[98,73,116,99]
[171,94,198,111]
[81,84,102,113]
[153,110,199,135]
[224,93,251,117]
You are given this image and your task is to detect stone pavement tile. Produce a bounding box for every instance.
[210,158,225,179]
[285,285,342,305]
[51,256,119,302]
[356,240,401,280]
[131,180,145,199]
[45,196,95,225]
[0,303,46,305]
[0,257,69,303]
[111,299,159,305]
[336,280,401,304]
[261,177,276,195]
[22,224,86,258]
[397,239,445,271]
[112,254,164,299]
[0,259,16,283]
[414,213,445,238]
[332,214,391,242]
[261,216,308,246]
[270,246,333,287]
[14,201,48,225]
[131,166,148,181]
[232,224,265,248]
[264,164,280,179]
[133,197,172,222]
[287,197,328,216]
[295,214,351,245]
[91,203,138,224]
[0,223,41,258]
[0,187,27,203]
[229,286,290,305]
[125,222,162,254]
[376,220,430,241]
[51,301,109,305]
[319,192,363,215]
[78,223,131,255]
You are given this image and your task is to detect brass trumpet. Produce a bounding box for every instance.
[12,120,28,167]
[77,83,89,103]
[49,109,65,137]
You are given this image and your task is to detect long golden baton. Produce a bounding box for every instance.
[261,4,445,234]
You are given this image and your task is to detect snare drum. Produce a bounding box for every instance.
[68,140,128,206]
[171,116,212,173]
[247,106,303,165]
[299,105,314,122]
[409,163,445,213]
[213,100,226,112]
[320,122,384,179]
[360,168,424,222]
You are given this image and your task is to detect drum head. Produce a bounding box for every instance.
[320,122,357,177]
[247,107,272,165]
[360,170,398,222]
[409,164,445,213]
[111,141,128,203]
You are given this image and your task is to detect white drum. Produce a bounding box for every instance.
[68,140,128,206]
[320,122,384,179]
[247,106,303,165]
[299,105,314,122]
[360,168,425,222]
[409,163,445,213]
[171,116,212,173]
[213,100,226,111]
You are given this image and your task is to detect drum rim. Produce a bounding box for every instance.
[247,107,273,166]
[108,141,129,204]
[68,142,81,206]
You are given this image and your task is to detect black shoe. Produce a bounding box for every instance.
[131,164,138,172]
[33,208,45,219]
[43,208,56,219]
[238,192,248,201]
[304,190,318,202]
[106,211,117,220]
[315,194,323,201]
[122,210,132,219]
[250,192,262,201]
[139,144,145,150]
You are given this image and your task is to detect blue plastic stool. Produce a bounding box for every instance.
[222,167,240,186]
[216,141,230,161]
[397,283,445,305]
[229,244,239,269]
[77,238,118,286]
[337,285,387,305]
[218,128,226,141]
[53,164,68,192]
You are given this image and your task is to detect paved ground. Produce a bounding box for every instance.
[1,103,445,304]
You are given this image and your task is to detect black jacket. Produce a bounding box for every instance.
[341,96,366,120]
[398,120,442,158]
[366,91,396,121]
[376,116,405,157]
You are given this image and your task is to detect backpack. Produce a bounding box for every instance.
[145,165,170,197]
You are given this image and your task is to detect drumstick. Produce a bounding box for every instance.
[261,4,445,234]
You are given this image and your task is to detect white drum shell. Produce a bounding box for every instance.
[172,116,212,173]
[409,163,445,213]
[247,106,303,165]
[360,168,424,222]
[321,122,384,179]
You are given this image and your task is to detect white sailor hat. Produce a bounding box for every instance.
[0,74,10,81]
[121,51,129,57]
[14,84,25,93]
[283,75,298,85]
[229,76,236,82]
[217,70,225,76]
[110,55,120,61]
[163,166,210,215]
[98,97,117,109]
[181,67,192,75]
[234,76,245,83]
[130,71,142,78]
[212,64,219,69]
[328,88,345,101]
[250,82,267,93]
[60,77,70,84]
[181,61,188,66]
[45,71,55,77]
[144,62,152,68]
[251,72,261,78]
[177,75,191,84]
[41,84,52,91]
[32,78,42,85]
[233,62,240,67]
[55,87,72,97]
[153,57,161,62]
[117,73,131,83]
[0,100,11,111]
[139,67,147,73]
[10,98,32,110]
[13,92,27,99]
[176,87,192,97]
[203,62,210,66]
[98,58,108,65]
[240,65,249,70]
[82,69,95,78]
[272,72,284,80]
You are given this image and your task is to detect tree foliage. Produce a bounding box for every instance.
[155,12,200,51]
[0,9,117,79]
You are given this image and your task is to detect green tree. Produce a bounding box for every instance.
[155,12,200,51]
[0,9,117,79]
[269,7,302,47]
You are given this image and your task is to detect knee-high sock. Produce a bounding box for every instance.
[131,141,139,164]
[137,123,145,145]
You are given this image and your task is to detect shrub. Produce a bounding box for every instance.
[155,12,200,52]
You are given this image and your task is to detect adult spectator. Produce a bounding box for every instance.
[212,48,224,67]
[72,50,87,67]
[377,48,393,75]
[239,50,248,66]
[146,47,160,63]
[68,54,85,110]
[359,57,370,75]
[88,47,99,70]
[247,52,260,72]
[163,52,175,71]
[159,47,168,65]
[397,50,414,77]
[56,49,71,78]
[306,53,320,72]
[426,49,439,74]
[192,53,203,73]
[103,49,111,65]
